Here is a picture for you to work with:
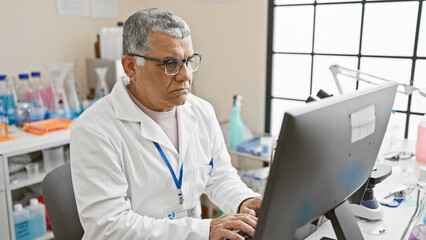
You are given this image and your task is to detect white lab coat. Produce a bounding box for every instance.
[70,79,260,240]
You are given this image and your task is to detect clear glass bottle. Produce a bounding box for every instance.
[229,94,245,150]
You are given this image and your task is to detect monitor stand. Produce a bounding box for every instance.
[323,200,364,240]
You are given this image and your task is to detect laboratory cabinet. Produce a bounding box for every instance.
[0,129,70,240]
[0,191,10,240]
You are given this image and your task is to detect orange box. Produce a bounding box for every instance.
[23,118,73,135]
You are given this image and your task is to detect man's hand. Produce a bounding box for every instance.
[209,213,257,240]
[238,196,263,216]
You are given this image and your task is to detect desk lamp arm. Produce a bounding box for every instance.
[329,64,426,97]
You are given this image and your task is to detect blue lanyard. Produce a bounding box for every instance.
[153,142,183,191]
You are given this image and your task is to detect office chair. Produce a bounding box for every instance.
[42,162,84,240]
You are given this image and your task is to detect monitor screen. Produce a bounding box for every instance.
[254,82,398,239]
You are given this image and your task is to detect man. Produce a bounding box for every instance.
[71,8,262,240]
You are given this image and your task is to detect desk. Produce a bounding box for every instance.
[306,138,423,240]
[0,128,70,240]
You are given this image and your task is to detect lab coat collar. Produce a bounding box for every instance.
[110,79,197,156]
[110,79,148,123]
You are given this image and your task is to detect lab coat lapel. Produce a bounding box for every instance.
[110,79,177,153]
[139,114,177,154]
[177,103,197,165]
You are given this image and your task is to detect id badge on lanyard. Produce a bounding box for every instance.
[153,142,184,205]
[164,206,197,220]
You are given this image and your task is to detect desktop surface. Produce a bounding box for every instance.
[307,138,420,240]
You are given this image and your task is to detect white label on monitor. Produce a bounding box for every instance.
[350,105,376,143]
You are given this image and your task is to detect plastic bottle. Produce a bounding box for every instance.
[0,75,6,105]
[416,114,426,162]
[26,198,47,239]
[17,74,35,103]
[13,203,31,240]
[30,72,47,121]
[229,94,245,150]
[0,75,18,126]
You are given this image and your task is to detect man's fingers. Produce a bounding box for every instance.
[240,207,256,216]
[227,216,256,236]
[210,213,258,240]
[222,230,245,240]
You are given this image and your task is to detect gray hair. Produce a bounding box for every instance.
[123,8,191,65]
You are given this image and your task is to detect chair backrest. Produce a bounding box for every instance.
[42,162,84,240]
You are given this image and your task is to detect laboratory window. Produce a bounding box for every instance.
[266,0,426,140]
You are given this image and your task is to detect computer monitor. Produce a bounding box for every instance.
[254,82,398,239]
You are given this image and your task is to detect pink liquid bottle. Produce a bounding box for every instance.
[417,114,426,163]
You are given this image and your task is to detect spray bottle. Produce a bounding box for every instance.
[229,94,245,150]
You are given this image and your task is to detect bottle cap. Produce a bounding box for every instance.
[18,74,29,80]
[0,75,6,81]
[30,198,39,206]
[31,72,41,77]
[233,94,242,107]
[419,167,426,182]
[14,203,23,211]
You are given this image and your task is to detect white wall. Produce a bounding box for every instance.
[0,0,268,133]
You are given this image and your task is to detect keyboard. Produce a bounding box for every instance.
[224,230,253,240]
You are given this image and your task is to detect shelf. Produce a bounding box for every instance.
[9,159,69,191]
[10,170,48,191]
[35,231,54,240]
[228,149,271,162]
[0,128,70,157]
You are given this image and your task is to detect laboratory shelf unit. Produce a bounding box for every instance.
[0,128,70,240]
[35,231,54,240]
[228,149,271,162]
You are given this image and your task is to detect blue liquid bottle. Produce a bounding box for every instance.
[13,203,31,240]
[26,198,47,239]
[0,75,17,126]
[229,94,245,150]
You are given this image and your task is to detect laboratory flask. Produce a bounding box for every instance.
[44,63,73,119]
[67,71,82,118]
[94,67,109,100]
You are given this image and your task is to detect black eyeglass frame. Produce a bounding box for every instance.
[128,53,203,76]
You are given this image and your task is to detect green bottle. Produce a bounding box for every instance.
[229,94,244,150]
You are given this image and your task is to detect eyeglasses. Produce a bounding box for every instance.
[128,53,203,76]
